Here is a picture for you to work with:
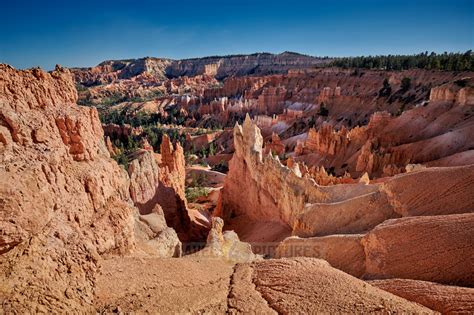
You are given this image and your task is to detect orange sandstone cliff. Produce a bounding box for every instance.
[0,65,185,312]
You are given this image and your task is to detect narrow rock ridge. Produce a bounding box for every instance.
[228,258,433,313]
[219,114,334,228]
[72,52,330,84]
[219,116,474,241]
[369,278,474,314]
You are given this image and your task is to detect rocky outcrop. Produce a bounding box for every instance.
[228,258,433,314]
[278,213,474,285]
[72,57,172,86]
[220,116,474,247]
[370,279,474,314]
[362,213,474,286]
[103,123,141,139]
[275,235,365,277]
[185,131,220,152]
[257,86,287,114]
[165,52,330,79]
[429,77,474,105]
[219,115,330,229]
[134,205,182,258]
[313,124,367,156]
[127,150,161,212]
[295,90,474,178]
[193,217,259,263]
[292,164,474,237]
[304,164,354,185]
[263,132,285,156]
[0,64,136,312]
[318,86,341,102]
[126,135,197,241]
[158,135,188,230]
[73,52,330,84]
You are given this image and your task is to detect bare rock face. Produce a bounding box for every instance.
[102,123,140,139]
[166,52,329,79]
[228,258,433,314]
[195,217,259,263]
[128,150,161,211]
[380,164,474,217]
[257,86,287,114]
[133,204,182,258]
[220,114,474,283]
[126,137,202,242]
[157,135,194,239]
[275,235,366,277]
[126,137,186,219]
[159,134,186,193]
[276,212,474,287]
[292,164,474,237]
[304,123,358,157]
[72,57,172,86]
[370,278,474,314]
[362,213,474,286]
[0,65,136,311]
[430,77,474,105]
[220,115,333,228]
[296,94,474,179]
[145,227,182,257]
[263,132,285,156]
[222,116,469,237]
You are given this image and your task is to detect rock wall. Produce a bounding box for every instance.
[0,65,136,311]
[72,57,172,86]
[155,135,192,238]
[362,214,474,286]
[295,87,474,178]
[126,135,197,241]
[219,116,474,243]
[370,279,474,314]
[165,52,330,79]
[277,213,474,287]
[128,150,162,211]
[73,52,330,84]
[218,115,377,229]
[429,78,474,105]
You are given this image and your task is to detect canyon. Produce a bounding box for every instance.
[1,52,473,313]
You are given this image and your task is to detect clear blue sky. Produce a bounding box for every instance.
[1,0,472,70]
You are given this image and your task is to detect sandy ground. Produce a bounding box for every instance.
[95,257,234,313]
[95,257,433,314]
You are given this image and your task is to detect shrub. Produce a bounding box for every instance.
[379,78,392,97]
[318,103,329,116]
[189,173,208,188]
[113,151,129,169]
[401,77,411,92]
[185,187,209,203]
[211,160,229,173]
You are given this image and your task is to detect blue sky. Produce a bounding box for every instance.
[0,0,472,70]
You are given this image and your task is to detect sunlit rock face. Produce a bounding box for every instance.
[219,115,474,242]
[0,64,194,312]
[0,64,136,312]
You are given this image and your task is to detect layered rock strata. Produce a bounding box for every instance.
[228,258,433,314]
[0,65,137,312]
[370,278,474,314]
[0,65,187,312]
[219,116,474,240]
